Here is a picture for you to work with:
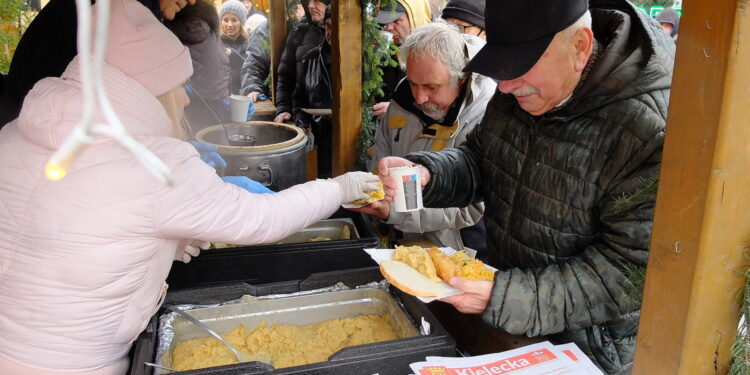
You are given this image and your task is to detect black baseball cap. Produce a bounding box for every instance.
[377,2,407,25]
[464,0,589,81]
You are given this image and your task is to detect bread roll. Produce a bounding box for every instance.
[392,245,441,282]
[380,260,443,297]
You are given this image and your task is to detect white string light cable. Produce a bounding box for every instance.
[44,0,175,185]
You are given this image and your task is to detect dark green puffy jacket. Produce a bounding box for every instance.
[406,1,675,373]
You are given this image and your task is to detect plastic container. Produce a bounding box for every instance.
[129,268,456,375]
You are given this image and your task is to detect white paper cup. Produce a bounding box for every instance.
[389,166,423,212]
[230,94,251,123]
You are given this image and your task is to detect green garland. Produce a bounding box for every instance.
[729,255,750,374]
[358,0,398,169]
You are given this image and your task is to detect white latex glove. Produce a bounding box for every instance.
[174,240,210,263]
[332,171,381,204]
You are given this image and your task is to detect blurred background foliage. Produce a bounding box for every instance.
[1,0,37,73]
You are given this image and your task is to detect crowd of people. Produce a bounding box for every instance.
[0,0,682,374]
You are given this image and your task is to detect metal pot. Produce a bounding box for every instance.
[195,121,307,191]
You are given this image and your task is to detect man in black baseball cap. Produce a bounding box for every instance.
[376,0,677,373]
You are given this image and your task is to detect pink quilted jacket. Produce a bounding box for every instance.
[0,58,341,374]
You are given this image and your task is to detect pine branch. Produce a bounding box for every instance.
[609,176,658,216]
[728,252,750,375]
[622,262,646,308]
[357,0,397,169]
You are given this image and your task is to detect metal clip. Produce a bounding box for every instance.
[420,317,431,335]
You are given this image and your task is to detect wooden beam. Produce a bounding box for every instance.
[634,0,750,373]
[330,0,362,175]
[268,0,289,105]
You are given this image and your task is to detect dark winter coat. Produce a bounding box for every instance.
[274,18,324,116]
[405,1,675,373]
[165,0,230,128]
[293,43,332,128]
[221,34,250,95]
[240,20,271,97]
[294,42,333,177]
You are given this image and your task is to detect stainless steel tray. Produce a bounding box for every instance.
[275,218,360,244]
[159,288,417,370]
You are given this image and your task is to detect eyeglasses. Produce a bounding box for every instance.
[450,23,484,37]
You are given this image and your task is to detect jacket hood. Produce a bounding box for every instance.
[554,0,675,118]
[398,0,432,29]
[17,57,175,151]
[655,7,679,36]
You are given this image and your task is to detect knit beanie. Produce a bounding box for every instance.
[220,0,248,26]
[441,0,485,30]
[92,0,192,97]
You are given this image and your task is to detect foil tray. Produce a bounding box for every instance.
[274,218,360,244]
[157,287,418,371]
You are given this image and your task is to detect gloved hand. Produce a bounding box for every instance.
[188,141,228,169]
[175,240,210,264]
[222,176,276,194]
[332,171,381,204]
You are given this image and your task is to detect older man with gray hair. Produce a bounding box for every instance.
[355,22,495,253]
[377,0,675,372]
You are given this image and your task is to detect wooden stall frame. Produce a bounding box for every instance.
[268,0,289,106]
[634,0,750,373]
[330,0,362,175]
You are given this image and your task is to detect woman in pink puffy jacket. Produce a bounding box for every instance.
[0,0,376,373]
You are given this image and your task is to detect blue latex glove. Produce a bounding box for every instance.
[222,176,276,194]
[188,141,227,169]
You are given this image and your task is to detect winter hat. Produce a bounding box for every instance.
[655,7,679,37]
[441,0,485,30]
[220,0,248,26]
[94,0,192,96]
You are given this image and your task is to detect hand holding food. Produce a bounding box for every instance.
[378,246,495,298]
[332,172,381,204]
[349,182,385,206]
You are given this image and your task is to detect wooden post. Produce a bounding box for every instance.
[268,0,289,105]
[633,0,750,373]
[330,0,362,175]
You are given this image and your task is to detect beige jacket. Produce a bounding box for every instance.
[374,35,495,249]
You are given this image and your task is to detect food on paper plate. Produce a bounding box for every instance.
[392,245,441,282]
[349,182,385,206]
[380,260,443,297]
[446,250,495,281]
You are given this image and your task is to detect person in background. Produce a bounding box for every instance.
[655,7,679,41]
[371,0,432,120]
[240,19,271,102]
[0,0,379,373]
[293,0,306,21]
[293,5,334,178]
[357,22,493,252]
[0,0,196,128]
[241,0,267,33]
[440,0,485,40]
[273,0,328,124]
[377,0,674,372]
[220,0,250,95]
[165,0,231,131]
[428,0,446,21]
